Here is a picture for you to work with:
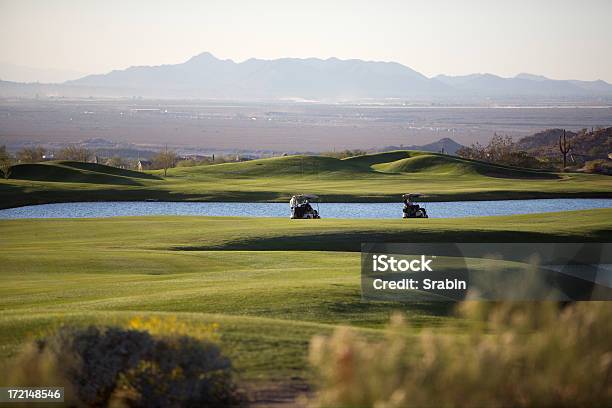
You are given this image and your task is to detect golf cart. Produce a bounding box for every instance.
[402,193,429,218]
[290,194,321,219]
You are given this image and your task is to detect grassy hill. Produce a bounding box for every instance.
[370,152,556,178]
[1,151,610,209]
[170,150,546,178]
[0,209,610,396]
[172,155,366,178]
[8,160,161,184]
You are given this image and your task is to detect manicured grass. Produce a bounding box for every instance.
[0,247,444,381]
[1,151,610,209]
[1,210,610,385]
[1,152,609,401]
[1,209,609,252]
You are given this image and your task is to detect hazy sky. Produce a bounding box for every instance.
[1,0,611,81]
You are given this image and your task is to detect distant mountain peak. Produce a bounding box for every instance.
[515,73,550,81]
[186,51,222,64]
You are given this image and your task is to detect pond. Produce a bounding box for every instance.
[0,199,611,219]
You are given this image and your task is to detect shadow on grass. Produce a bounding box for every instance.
[320,298,456,326]
[8,163,147,186]
[58,161,163,180]
[173,229,610,252]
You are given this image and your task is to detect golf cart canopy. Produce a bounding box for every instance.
[402,193,423,200]
[294,194,319,202]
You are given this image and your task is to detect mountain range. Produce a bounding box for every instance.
[2,52,612,102]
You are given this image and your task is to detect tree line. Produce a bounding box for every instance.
[0,144,253,179]
[456,134,545,169]
[0,144,180,178]
[456,130,611,174]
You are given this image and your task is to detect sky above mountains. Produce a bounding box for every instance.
[1,0,611,83]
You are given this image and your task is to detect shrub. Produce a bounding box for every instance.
[457,134,550,169]
[151,149,178,176]
[126,315,220,342]
[309,302,612,408]
[16,145,45,163]
[57,146,92,162]
[0,145,12,178]
[584,159,612,175]
[3,325,240,407]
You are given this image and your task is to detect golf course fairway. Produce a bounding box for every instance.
[1,209,610,395]
[1,150,611,403]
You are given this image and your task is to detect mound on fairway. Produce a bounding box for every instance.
[8,161,160,184]
[56,161,161,180]
[170,155,367,178]
[373,153,558,179]
[342,150,414,167]
[168,151,555,179]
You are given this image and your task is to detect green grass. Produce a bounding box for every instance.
[1,151,610,209]
[8,160,160,184]
[1,210,610,385]
[0,151,610,399]
[370,153,555,178]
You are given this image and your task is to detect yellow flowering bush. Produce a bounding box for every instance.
[126,315,220,341]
